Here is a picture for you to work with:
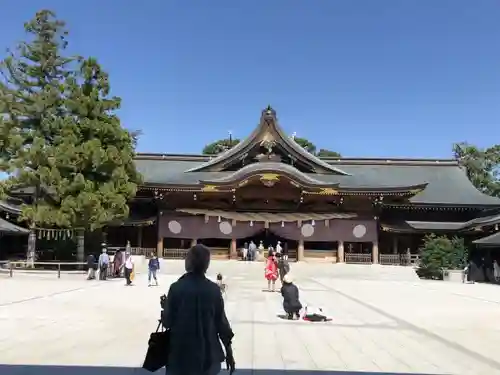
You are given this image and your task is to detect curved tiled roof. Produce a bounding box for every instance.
[185,107,349,175]
[134,157,500,207]
[473,231,500,246]
[199,162,337,187]
[0,217,29,234]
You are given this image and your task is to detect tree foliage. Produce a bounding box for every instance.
[417,234,468,279]
[317,149,341,158]
[293,137,317,154]
[0,10,141,230]
[453,142,500,197]
[202,138,240,155]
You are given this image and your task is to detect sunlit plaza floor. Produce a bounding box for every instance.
[1,261,500,375]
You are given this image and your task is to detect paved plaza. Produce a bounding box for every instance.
[1,261,500,375]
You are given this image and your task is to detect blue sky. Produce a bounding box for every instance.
[1,0,499,158]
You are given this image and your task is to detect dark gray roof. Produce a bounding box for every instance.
[0,200,22,215]
[462,213,500,229]
[0,217,29,234]
[473,232,500,247]
[200,162,337,186]
[382,221,468,232]
[134,156,500,207]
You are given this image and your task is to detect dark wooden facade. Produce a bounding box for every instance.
[105,107,500,263]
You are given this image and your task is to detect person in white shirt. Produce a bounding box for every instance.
[275,241,282,255]
[124,252,134,286]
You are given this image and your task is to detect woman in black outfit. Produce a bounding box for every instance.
[162,244,235,375]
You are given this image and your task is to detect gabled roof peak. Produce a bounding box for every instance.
[186,106,349,175]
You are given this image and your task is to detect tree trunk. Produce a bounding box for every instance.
[27,228,36,268]
[76,229,85,270]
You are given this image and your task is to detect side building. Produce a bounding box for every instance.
[105,106,500,264]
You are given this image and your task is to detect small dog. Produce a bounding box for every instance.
[216,273,227,296]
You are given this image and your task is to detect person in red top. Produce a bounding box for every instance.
[265,250,279,292]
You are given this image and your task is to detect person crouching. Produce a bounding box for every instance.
[281,274,302,320]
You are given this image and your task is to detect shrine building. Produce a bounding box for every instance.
[104,106,500,264]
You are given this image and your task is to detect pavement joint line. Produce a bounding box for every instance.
[411,282,500,306]
[310,277,500,372]
[0,282,107,308]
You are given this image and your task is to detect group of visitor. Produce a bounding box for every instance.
[464,257,500,284]
[241,239,289,262]
[85,241,160,287]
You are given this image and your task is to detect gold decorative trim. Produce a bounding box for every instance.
[319,188,339,195]
[201,185,219,192]
[259,173,280,181]
[259,173,280,187]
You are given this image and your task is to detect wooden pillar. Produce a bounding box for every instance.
[298,239,305,261]
[191,238,197,247]
[27,228,36,268]
[230,238,237,259]
[137,226,143,249]
[372,241,379,264]
[76,229,85,270]
[392,236,398,254]
[157,236,164,258]
[337,241,344,263]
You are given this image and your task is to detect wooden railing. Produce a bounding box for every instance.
[379,254,403,265]
[107,246,156,256]
[304,249,337,262]
[162,247,230,260]
[0,261,87,278]
[345,253,373,264]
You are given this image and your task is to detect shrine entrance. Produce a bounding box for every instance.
[237,229,298,261]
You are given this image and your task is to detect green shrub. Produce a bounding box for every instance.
[417,234,468,280]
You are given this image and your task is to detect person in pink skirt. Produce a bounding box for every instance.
[265,249,279,291]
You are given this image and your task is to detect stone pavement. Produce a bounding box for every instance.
[1,261,500,375]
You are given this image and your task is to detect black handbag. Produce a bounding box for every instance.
[143,320,170,372]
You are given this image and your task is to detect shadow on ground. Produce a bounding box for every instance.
[0,364,442,375]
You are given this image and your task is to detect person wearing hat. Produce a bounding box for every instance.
[281,274,302,320]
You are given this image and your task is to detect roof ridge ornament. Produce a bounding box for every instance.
[185,106,350,175]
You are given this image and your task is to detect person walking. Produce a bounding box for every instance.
[124,252,134,286]
[275,241,282,256]
[282,242,289,260]
[86,253,96,280]
[277,254,290,284]
[242,242,248,261]
[98,246,110,281]
[161,244,235,375]
[248,241,256,261]
[494,260,500,283]
[148,252,160,286]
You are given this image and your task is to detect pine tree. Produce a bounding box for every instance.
[61,56,142,231]
[0,10,141,262]
[0,10,75,226]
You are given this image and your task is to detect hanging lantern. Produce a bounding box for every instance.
[496,224,499,231]
[281,221,284,227]
[250,220,253,227]
[311,220,315,226]
[217,216,221,223]
[325,219,329,227]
